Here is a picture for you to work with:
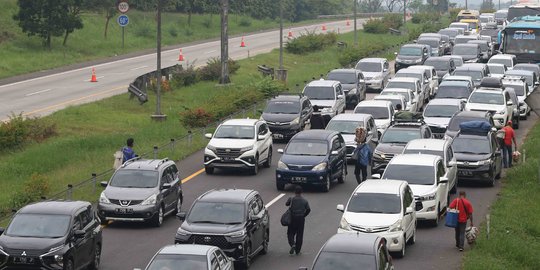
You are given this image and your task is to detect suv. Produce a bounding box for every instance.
[408,65,440,97]
[445,111,495,139]
[503,76,531,119]
[327,69,367,108]
[424,57,456,82]
[0,201,102,270]
[261,94,312,140]
[385,77,426,108]
[467,40,491,62]
[423,98,465,138]
[488,54,517,70]
[372,121,433,174]
[453,65,486,87]
[175,189,269,268]
[354,100,395,135]
[325,113,379,160]
[394,69,432,103]
[204,119,273,175]
[303,80,346,117]
[435,80,474,100]
[452,43,481,63]
[417,37,443,56]
[380,88,418,113]
[465,88,515,128]
[394,44,430,72]
[355,58,391,91]
[98,158,183,227]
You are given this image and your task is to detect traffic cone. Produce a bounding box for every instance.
[322,24,327,31]
[346,19,351,26]
[178,48,184,61]
[240,36,246,47]
[288,29,293,38]
[90,67,97,83]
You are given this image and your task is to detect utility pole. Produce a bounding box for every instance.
[403,0,406,27]
[466,0,468,10]
[219,0,230,84]
[152,0,166,121]
[276,0,287,82]
[354,0,358,46]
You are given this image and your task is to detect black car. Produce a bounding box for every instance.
[0,201,102,270]
[445,111,495,139]
[327,69,367,108]
[175,189,269,269]
[394,44,430,72]
[261,94,312,141]
[372,121,433,174]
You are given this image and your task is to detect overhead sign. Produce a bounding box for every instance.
[117,14,129,27]
[117,1,129,13]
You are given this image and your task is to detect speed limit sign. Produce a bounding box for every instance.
[117,1,129,13]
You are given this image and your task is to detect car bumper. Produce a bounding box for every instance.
[366,79,383,90]
[204,149,257,169]
[372,158,389,174]
[268,125,301,140]
[276,169,329,186]
[415,200,438,220]
[492,115,506,128]
[457,164,493,181]
[520,104,529,116]
[175,236,247,261]
[97,203,159,222]
[337,229,404,252]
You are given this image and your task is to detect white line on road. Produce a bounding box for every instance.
[265,193,286,208]
[204,50,217,54]
[84,76,105,82]
[130,65,148,71]
[25,88,52,97]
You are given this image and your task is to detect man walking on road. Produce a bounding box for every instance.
[354,127,372,184]
[286,186,311,255]
[449,191,474,251]
[502,121,517,168]
[122,138,137,163]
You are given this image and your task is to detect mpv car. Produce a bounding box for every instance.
[424,57,456,80]
[438,28,461,43]
[394,44,430,72]
[453,65,486,87]
[355,58,391,91]
[452,43,481,63]
[325,113,378,160]
[327,69,367,108]
[423,98,465,138]
[380,88,418,113]
[261,94,313,140]
[513,63,540,80]
[487,63,507,79]
[373,95,407,112]
[276,130,347,192]
[442,55,464,67]
[488,54,517,70]
[0,201,102,270]
[386,77,426,107]
[417,37,444,56]
[445,111,495,139]
[175,189,269,268]
[337,180,418,258]
[435,81,473,100]
[99,158,183,227]
[141,245,234,270]
[505,69,538,91]
[303,80,346,117]
[354,100,395,134]
[394,68,432,102]
[503,77,531,119]
[408,65,440,97]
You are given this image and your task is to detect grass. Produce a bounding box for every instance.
[462,122,540,269]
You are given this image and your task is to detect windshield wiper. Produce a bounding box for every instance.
[456,151,481,154]
[383,141,405,144]
[358,210,384,213]
[190,220,226,224]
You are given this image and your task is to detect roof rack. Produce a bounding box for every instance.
[121,156,142,168]
[502,75,526,81]
[154,158,170,170]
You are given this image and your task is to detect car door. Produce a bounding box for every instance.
[423,126,432,139]
[383,61,390,83]
[445,144,457,191]
[329,136,344,179]
[210,253,220,270]
[167,165,181,209]
[215,250,233,270]
[436,161,449,207]
[248,197,264,250]
[431,68,439,94]
[367,117,378,147]
[378,242,394,270]
[491,134,503,175]
[402,186,415,239]
[336,84,346,113]
[257,123,272,161]
[72,209,93,268]
[504,92,513,120]
[358,72,367,101]
[160,168,175,211]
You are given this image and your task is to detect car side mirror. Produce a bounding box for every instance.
[331,150,339,156]
[176,212,187,220]
[413,40,417,43]
[394,52,398,55]
[337,94,344,99]
[204,133,213,139]
[161,183,172,190]
[337,204,345,212]
[425,79,429,84]
[439,177,449,184]
[100,181,108,188]
[74,229,86,238]
[383,68,389,72]
[535,82,539,86]
[415,200,423,211]
[0,227,4,235]
[250,214,261,221]
[277,149,284,154]
[406,206,414,214]
[371,173,381,179]
[257,135,265,141]
[359,79,365,84]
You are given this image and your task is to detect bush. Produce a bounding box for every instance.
[168,27,178,37]
[238,17,252,27]
[254,77,286,98]
[449,8,461,21]
[411,13,440,24]
[0,113,57,150]
[363,18,387,34]
[382,13,403,29]
[198,58,240,81]
[338,40,391,67]
[184,28,194,37]
[171,63,199,87]
[134,23,154,38]
[202,17,212,28]
[285,31,338,54]
[179,107,214,128]
[9,173,50,210]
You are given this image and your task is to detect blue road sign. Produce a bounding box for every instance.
[117,15,129,27]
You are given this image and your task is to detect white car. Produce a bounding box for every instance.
[385,77,426,108]
[488,54,517,70]
[465,88,515,128]
[325,113,379,160]
[141,245,234,270]
[394,68,432,102]
[381,154,450,227]
[502,77,531,119]
[355,58,392,91]
[373,95,407,112]
[441,55,464,67]
[423,98,465,138]
[303,80,346,117]
[442,75,474,88]
[408,65,440,98]
[336,179,418,258]
[380,88,418,113]
[487,63,507,79]
[354,100,395,135]
[204,119,273,175]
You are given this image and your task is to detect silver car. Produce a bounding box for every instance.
[325,113,379,160]
[140,245,234,270]
[355,58,391,91]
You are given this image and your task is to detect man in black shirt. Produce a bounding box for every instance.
[286,186,311,255]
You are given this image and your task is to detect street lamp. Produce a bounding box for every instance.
[219,0,230,84]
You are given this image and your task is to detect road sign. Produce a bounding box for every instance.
[117,15,129,27]
[117,1,129,13]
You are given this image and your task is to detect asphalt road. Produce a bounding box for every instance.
[99,84,537,269]
[0,19,365,122]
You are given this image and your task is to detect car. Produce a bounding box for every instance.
[479,13,495,29]
[441,75,474,88]
[445,111,495,139]
[420,33,451,54]
[417,37,444,56]
[141,245,234,270]
[336,180,418,258]
[303,80,346,117]
[354,100,395,134]
[325,113,379,160]
[372,121,433,174]
[465,88,515,128]
[479,26,500,49]
[505,87,521,129]
[0,201,102,270]
[204,119,273,175]
[403,139,458,194]
[408,65,441,97]
[423,57,456,82]
[452,43,481,63]
[355,58,391,91]
[380,88,418,113]
[394,68,432,102]
[453,65,486,87]
[447,27,466,36]
[513,63,540,81]
[487,63,508,79]
[454,34,478,45]
[438,28,461,43]
[175,189,269,268]
[394,44,430,72]
[261,94,312,140]
[467,40,491,61]
[479,35,495,52]
[452,123,503,186]
[327,69,367,108]
[300,233,395,270]
[488,54,517,70]
[494,9,508,26]
[503,76,531,119]
[385,77,426,107]
[98,158,182,227]
[460,19,480,34]
[449,23,470,34]
[435,80,474,100]
[373,94,407,113]
[505,69,539,91]
[276,130,347,192]
[423,98,465,138]
[442,55,464,67]
[381,154,451,227]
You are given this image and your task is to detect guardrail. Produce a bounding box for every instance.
[317,13,388,19]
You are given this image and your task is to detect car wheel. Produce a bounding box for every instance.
[151,206,164,227]
[261,230,269,255]
[89,244,101,270]
[250,156,259,175]
[276,182,285,191]
[243,243,252,269]
[394,235,406,258]
[99,217,108,226]
[407,226,416,245]
[174,196,182,214]
[263,148,272,168]
[205,166,214,175]
[65,259,74,270]
[321,174,331,192]
[513,117,519,129]
[488,173,496,187]
[337,164,346,184]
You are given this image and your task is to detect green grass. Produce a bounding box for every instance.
[463,122,540,269]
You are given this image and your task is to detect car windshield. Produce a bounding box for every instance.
[326,120,363,134]
[452,136,491,154]
[327,73,357,84]
[146,254,208,270]
[264,101,300,114]
[489,65,505,74]
[418,39,439,48]
[403,149,443,159]
[435,85,470,99]
[453,46,477,55]
[383,164,435,185]
[381,129,421,144]
[188,202,245,224]
[395,73,423,81]
[452,57,464,66]
[424,104,459,117]
[356,62,382,72]
[470,42,488,50]
[495,12,507,20]
[489,58,511,67]
[347,193,401,214]
[354,106,389,119]
[454,70,483,81]
[304,86,335,100]
[214,125,254,139]
[424,59,450,70]
[386,81,415,92]
[313,252,376,270]
[504,84,525,96]
[286,140,328,156]
[399,47,422,56]
[439,29,458,38]
[448,117,487,131]
[381,91,410,102]
[455,37,474,44]
[469,92,504,105]
[110,170,158,188]
[6,214,71,238]
[376,97,403,108]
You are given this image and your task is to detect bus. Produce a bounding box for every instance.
[507,2,540,22]
[499,16,540,64]
[457,10,480,21]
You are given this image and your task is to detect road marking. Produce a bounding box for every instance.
[25,88,52,97]
[130,65,148,71]
[84,76,105,82]
[265,193,286,208]
[204,50,217,54]
[181,168,205,184]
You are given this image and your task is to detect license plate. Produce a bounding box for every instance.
[458,171,473,176]
[13,257,34,264]
[222,157,235,161]
[273,134,284,139]
[115,208,133,214]
[291,177,307,183]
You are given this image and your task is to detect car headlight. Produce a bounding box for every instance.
[141,194,157,206]
[373,75,383,80]
[497,108,506,115]
[176,227,191,237]
[388,219,403,232]
[99,192,110,204]
[53,255,63,266]
[321,107,333,113]
[226,230,247,238]
[240,146,253,153]
[339,217,351,231]
[291,117,300,125]
[478,159,492,165]
[374,150,386,159]
[277,160,289,170]
[418,192,437,201]
[312,162,327,171]
[0,245,8,256]
[206,144,217,152]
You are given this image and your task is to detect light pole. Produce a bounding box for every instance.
[403,0,406,27]
[152,0,166,121]
[354,0,358,46]
[276,0,287,82]
[219,0,230,84]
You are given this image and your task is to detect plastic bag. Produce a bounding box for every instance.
[513,151,521,162]
[466,226,479,244]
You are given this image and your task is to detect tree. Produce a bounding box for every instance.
[83,0,116,39]
[480,0,495,12]
[385,0,402,11]
[13,0,65,48]
[61,0,84,46]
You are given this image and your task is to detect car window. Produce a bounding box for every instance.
[403,187,413,211]
[170,165,179,182]
[256,195,264,212]
[437,161,446,179]
[332,138,340,151]
[161,168,172,185]
[250,198,261,216]
[378,246,390,270]
[77,207,92,229]
[215,250,227,268]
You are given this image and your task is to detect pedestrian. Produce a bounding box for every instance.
[310,106,325,129]
[353,127,372,184]
[286,186,311,255]
[122,138,137,163]
[501,121,517,168]
[448,191,474,251]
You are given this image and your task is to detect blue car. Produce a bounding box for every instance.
[276,130,347,192]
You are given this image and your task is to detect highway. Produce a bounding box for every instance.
[0,19,363,121]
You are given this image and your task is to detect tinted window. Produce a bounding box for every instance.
[327,72,357,84]
[264,101,300,114]
[214,125,254,139]
[188,202,244,224]
[489,65,506,74]
[452,136,491,154]
[453,46,478,55]
[6,214,71,238]
[504,85,525,96]
[386,81,415,92]
[285,140,328,156]
[489,58,512,68]
[424,104,460,117]
[399,47,422,56]
[356,62,382,72]
[418,39,439,49]
[381,129,421,144]
[146,254,207,270]
[326,120,363,135]
[436,85,470,99]
[304,86,336,100]
[110,170,158,188]
[313,252,376,270]
[354,106,390,119]
[447,116,487,131]
[424,59,450,70]
[347,193,401,214]
[383,164,436,185]
[469,92,504,105]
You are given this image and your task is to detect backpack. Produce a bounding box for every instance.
[113,150,124,169]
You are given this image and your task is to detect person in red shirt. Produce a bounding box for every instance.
[449,191,474,251]
[502,121,517,168]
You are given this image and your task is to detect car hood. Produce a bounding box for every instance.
[455,152,492,162]
[436,70,449,77]
[363,72,382,79]
[341,134,356,145]
[261,113,299,123]
[0,235,64,254]
[409,184,437,197]
[208,138,255,149]
[343,212,401,227]
[396,55,422,62]
[375,119,391,127]
[281,154,327,166]
[425,117,451,128]
[376,143,406,154]
[104,186,157,201]
[466,103,504,112]
[181,222,245,235]
[310,100,336,108]
[341,83,356,91]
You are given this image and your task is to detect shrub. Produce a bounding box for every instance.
[363,18,387,34]
[134,23,154,38]
[179,107,214,128]
[9,173,50,210]
[171,63,199,87]
[202,17,212,28]
[255,77,286,98]
[338,40,395,67]
[285,31,338,54]
[382,13,403,29]
[168,27,178,37]
[184,27,194,36]
[238,17,252,27]
[449,8,461,21]
[198,58,240,81]
[0,113,57,150]
[411,13,440,24]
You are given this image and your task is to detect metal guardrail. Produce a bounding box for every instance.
[317,13,388,19]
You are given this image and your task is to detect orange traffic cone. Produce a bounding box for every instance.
[240,36,246,47]
[288,29,293,38]
[90,67,97,82]
[346,19,351,26]
[322,24,327,31]
[178,48,184,61]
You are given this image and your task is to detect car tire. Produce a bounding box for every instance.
[321,174,331,192]
[151,206,164,227]
[174,196,182,214]
[65,259,74,270]
[276,182,285,191]
[99,217,108,226]
[89,244,101,270]
[243,243,252,269]
[250,156,259,175]
[261,230,269,255]
[513,117,519,129]
[263,148,272,168]
[488,173,496,187]
[394,235,406,258]
[205,166,214,175]
[337,164,346,184]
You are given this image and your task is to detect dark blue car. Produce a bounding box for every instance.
[276,130,347,192]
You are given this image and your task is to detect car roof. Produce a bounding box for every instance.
[199,189,256,203]
[329,113,371,122]
[329,69,358,74]
[221,118,259,126]
[408,65,435,70]
[382,88,412,93]
[306,80,340,87]
[321,233,381,254]
[397,68,424,74]
[455,65,483,71]
[490,54,515,59]
[388,154,441,166]
[506,69,533,75]
[19,201,89,215]
[358,58,386,63]
[356,100,393,107]
[442,55,463,60]
[514,63,539,69]
[418,37,440,41]
[389,77,419,83]
[270,95,302,102]
[402,44,426,49]
[374,95,405,101]
[468,40,488,44]
[354,179,407,194]
[443,75,472,81]
[440,80,469,86]
[158,244,216,256]
[426,98,463,106]
[121,158,174,171]
[472,88,504,94]
[454,43,479,48]
[487,63,506,67]
[455,34,475,38]
[405,139,447,151]
[292,130,338,140]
